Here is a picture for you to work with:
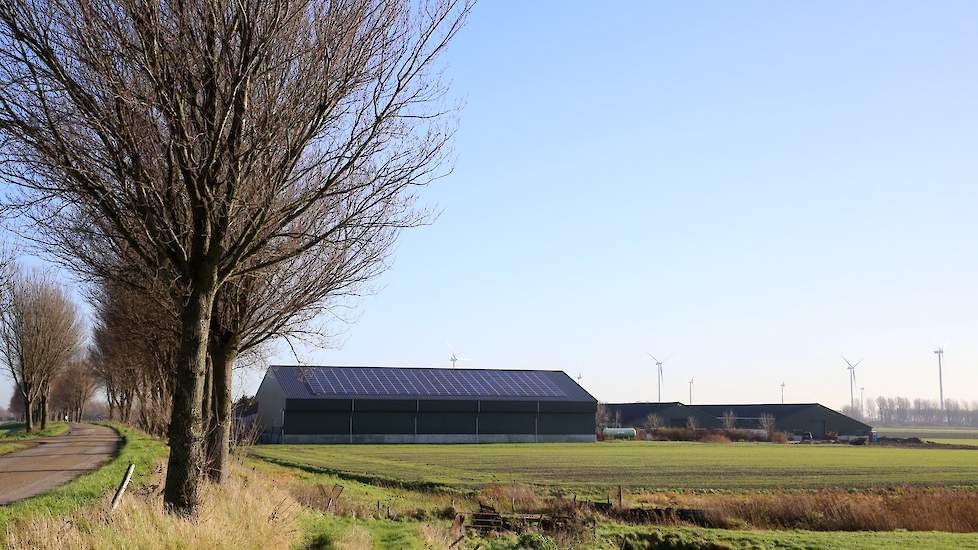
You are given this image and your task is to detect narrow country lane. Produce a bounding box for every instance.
[0,423,120,505]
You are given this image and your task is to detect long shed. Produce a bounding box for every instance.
[256,365,597,443]
[604,402,872,438]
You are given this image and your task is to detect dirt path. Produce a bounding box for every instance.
[0,423,120,506]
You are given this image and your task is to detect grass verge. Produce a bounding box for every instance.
[0,422,70,440]
[0,423,166,539]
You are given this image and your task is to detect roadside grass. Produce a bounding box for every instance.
[0,423,166,538]
[5,461,303,549]
[0,442,30,456]
[0,422,70,440]
[0,422,72,457]
[250,440,978,493]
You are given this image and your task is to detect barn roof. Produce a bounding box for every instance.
[692,403,820,418]
[266,365,596,402]
[603,402,715,426]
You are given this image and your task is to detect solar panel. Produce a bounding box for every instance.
[295,367,568,399]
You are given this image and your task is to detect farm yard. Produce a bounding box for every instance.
[250,440,978,493]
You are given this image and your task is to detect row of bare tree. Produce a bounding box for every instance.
[6,361,98,424]
[849,396,978,427]
[0,265,89,432]
[0,0,470,515]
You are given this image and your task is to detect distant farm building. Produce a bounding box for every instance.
[604,402,872,439]
[256,366,597,444]
[604,402,715,429]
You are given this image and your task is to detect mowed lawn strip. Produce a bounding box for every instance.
[251,441,978,492]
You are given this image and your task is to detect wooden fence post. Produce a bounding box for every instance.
[110,463,135,511]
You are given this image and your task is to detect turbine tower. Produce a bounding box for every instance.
[780,382,786,404]
[934,347,945,415]
[647,353,666,402]
[688,377,694,405]
[842,356,861,412]
[450,352,470,368]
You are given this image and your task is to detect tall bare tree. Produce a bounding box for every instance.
[50,359,97,422]
[0,267,83,432]
[203,221,393,481]
[0,0,469,513]
[89,278,176,434]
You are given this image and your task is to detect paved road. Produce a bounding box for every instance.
[0,423,120,505]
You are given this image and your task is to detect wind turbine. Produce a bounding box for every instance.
[933,347,945,416]
[688,377,694,404]
[450,352,471,369]
[842,356,861,412]
[647,353,666,402]
[780,382,786,404]
[859,386,865,418]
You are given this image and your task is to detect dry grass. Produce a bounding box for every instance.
[480,483,544,512]
[699,433,732,444]
[4,462,302,549]
[333,524,372,550]
[418,521,459,549]
[692,489,978,532]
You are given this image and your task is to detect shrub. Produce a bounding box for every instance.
[768,431,789,444]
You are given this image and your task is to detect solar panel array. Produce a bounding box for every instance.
[296,367,568,399]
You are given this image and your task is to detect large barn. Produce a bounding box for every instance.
[256,365,597,443]
[604,402,872,438]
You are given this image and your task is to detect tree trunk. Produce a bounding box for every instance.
[40,393,48,430]
[206,334,239,482]
[163,282,217,516]
[201,354,213,447]
[25,396,34,433]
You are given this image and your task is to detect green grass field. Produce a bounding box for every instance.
[251,440,978,493]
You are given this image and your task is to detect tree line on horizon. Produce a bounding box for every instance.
[844,396,978,428]
[0,0,471,516]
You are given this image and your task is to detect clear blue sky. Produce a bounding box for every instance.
[6,2,978,411]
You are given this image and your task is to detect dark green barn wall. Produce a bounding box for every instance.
[282,398,596,443]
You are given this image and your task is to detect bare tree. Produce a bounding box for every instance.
[89,279,176,434]
[204,231,391,481]
[643,413,663,432]
[759,413,776,436]
[0,0,469,513]
[49,359,97,421]
[722,410,737,431]
[0,267,83,432]
[595,403,611,433]
[7,386,24,420]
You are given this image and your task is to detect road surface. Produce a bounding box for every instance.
[0,423,120,505]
